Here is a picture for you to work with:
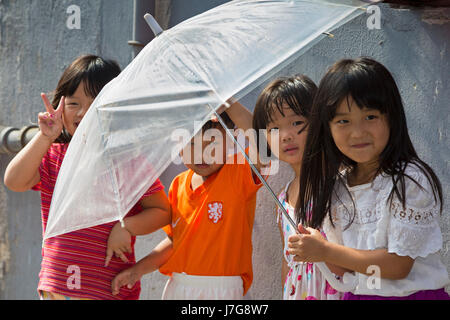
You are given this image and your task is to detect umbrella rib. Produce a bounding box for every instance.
[208,104,299,234]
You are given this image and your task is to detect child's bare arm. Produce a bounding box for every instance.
[122,190,171,236]
[4,132,50,191]
[224,100,268,175]
[325,262,353,277]
[288,226,414,280]
[111,237,173,295]
[105,190,171,266]
[134,236,173,275]
[4,94,64,192]
[320,242,414,280]
[224,100,253,132]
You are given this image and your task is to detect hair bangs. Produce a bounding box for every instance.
[267,92,287,123]
[322,64,390,123]
[346,64,390,115]
[83,58,108,98]
[258,77,314,128]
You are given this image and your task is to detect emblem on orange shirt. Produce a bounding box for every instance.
[207,201,223,224]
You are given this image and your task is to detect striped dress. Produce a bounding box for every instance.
[32,143,164,299]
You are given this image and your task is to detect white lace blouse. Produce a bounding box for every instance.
[323,163,450,296]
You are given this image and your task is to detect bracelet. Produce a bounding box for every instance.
[119,219,133,235]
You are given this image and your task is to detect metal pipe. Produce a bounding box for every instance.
[128,0,156,58]
[0,125,39,154]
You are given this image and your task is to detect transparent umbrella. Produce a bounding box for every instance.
[46,0,366,291]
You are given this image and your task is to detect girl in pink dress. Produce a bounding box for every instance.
[4,55,171,299]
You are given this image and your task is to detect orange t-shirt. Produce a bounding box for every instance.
[159,152,262,295]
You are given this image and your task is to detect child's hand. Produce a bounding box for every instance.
[105,222,132,267]
[38,93,64,142]
[111,266,141,296]
[287,224,327,262]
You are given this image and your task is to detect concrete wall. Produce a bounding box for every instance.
[0,1,449,299]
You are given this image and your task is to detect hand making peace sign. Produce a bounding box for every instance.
[38,93,65,142]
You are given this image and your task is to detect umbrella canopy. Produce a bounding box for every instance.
[45,0,366,240]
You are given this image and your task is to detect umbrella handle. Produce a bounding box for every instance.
[315,262,358,293]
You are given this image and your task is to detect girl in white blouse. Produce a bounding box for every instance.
[288,57,450,299]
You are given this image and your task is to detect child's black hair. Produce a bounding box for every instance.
[252,75,317,156]
[51,54,121,143]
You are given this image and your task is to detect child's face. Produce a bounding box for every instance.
[266,105,308,167]
[63,81,94,136]
[180,126,228,178]
[329,96,390,169]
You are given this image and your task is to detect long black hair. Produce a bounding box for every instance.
[51,54,121,142]
[296,57,443,229]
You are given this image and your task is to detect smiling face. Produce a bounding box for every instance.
[62,80,94,136]
[266,104,308,167]
[329,96,390,171]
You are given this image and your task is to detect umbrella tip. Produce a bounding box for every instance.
[144,13,163,37]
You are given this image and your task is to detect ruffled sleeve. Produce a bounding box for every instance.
[378,164,443,259]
